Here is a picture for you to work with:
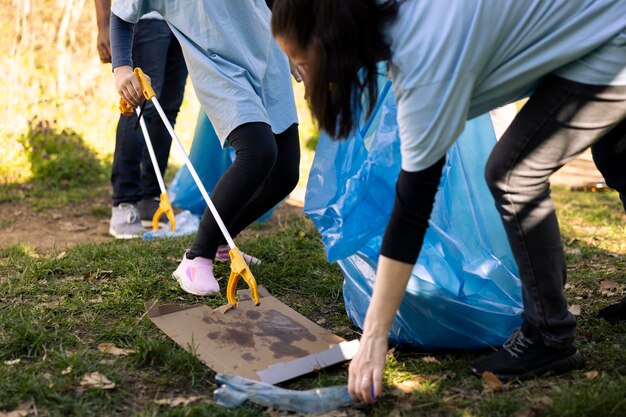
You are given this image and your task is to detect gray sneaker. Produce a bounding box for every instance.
[138,197,168,228]
[109,203,145,239]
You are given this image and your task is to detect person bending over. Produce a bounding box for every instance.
[271,0,626,403]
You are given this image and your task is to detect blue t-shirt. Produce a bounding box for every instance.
[386,0,626,172]
[112,0,297,145]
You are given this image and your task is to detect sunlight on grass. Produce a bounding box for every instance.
[1,4,625,415]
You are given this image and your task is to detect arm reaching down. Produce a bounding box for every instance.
[348,157,445,403]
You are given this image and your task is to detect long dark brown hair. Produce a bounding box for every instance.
[272,0,399,138]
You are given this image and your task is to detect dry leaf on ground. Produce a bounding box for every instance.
[98,343,135,356]
[80,372,116,390]
[392,377,426,395]
[3,359,21,366]
[0,400,35,417]
[584,370,599,380]
[153,396,204,407]
[422,356,440,364]
[568,304,581,316]
[61,366,72,375]
[481,371,503,392]
[599,280,620,296]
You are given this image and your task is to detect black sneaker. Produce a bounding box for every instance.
[471,323,584,381]
[598,297,626,323]
[138,197,168,228]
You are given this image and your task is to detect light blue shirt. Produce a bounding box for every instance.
[386,0,626,172]
[112,0,298,145]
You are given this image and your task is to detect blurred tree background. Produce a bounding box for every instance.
[0,0,317,193]
[0,0,203,185]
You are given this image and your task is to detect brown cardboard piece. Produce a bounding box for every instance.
[145,287,359,384]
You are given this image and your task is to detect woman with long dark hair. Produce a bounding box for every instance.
[272,0,626,403]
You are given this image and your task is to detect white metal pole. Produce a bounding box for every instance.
[136,108,167,194]
[149,97,237,250]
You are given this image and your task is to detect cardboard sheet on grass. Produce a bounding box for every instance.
[146,287,358,384]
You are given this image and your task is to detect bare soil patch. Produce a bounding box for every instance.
[0,188,304,253]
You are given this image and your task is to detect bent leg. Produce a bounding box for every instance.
[591,117,626,211]
[226,123,300,238]
[188,122,278,259]
[485,75,626,347]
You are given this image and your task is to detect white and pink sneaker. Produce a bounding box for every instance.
[173,253,220,296]
[214,244,262,266]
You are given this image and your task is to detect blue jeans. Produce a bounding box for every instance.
[111,19,187,205]
[485,75,626,347]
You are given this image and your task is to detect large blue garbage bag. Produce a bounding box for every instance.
[170,112,274,222]
[304,81,523,349]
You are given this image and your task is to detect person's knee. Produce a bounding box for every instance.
[256,143,279,174]
[484,156,509,198]
[279,158,300,196]
[230,123,278,175]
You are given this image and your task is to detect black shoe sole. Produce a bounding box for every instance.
[488,349,585,382]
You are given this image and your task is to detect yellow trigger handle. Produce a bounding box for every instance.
[134,67,156,100]
[119,98,133,116]
[118,67,156,115]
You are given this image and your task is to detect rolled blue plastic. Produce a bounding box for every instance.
[214,374,353,413]
[304,79,523,349]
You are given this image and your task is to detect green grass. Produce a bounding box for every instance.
[0,186,625,416]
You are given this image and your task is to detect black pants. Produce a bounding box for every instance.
[592,120,626,211]
[111,19,187,205]
[189,122,300,259]
[485,75,626,347]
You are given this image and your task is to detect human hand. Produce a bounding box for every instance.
[348,332,388,404]
[289,59,303,82]
[114,66,149,109]
[96,24,111,63]
[289,60,311,99]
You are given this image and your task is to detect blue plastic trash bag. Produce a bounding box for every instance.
[305,80,523,349]
[169,111,274,222]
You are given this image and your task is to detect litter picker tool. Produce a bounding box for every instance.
[120,68,260,307]
[121,98,176,232]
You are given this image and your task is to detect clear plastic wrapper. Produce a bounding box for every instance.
[142,210,200,240]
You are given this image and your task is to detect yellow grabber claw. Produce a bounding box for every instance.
[153,192,176,232]
[226,247,260,306]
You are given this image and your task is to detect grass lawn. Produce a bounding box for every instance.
[0,184,625,417]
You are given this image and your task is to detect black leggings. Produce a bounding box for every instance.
[188,122,300,259]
